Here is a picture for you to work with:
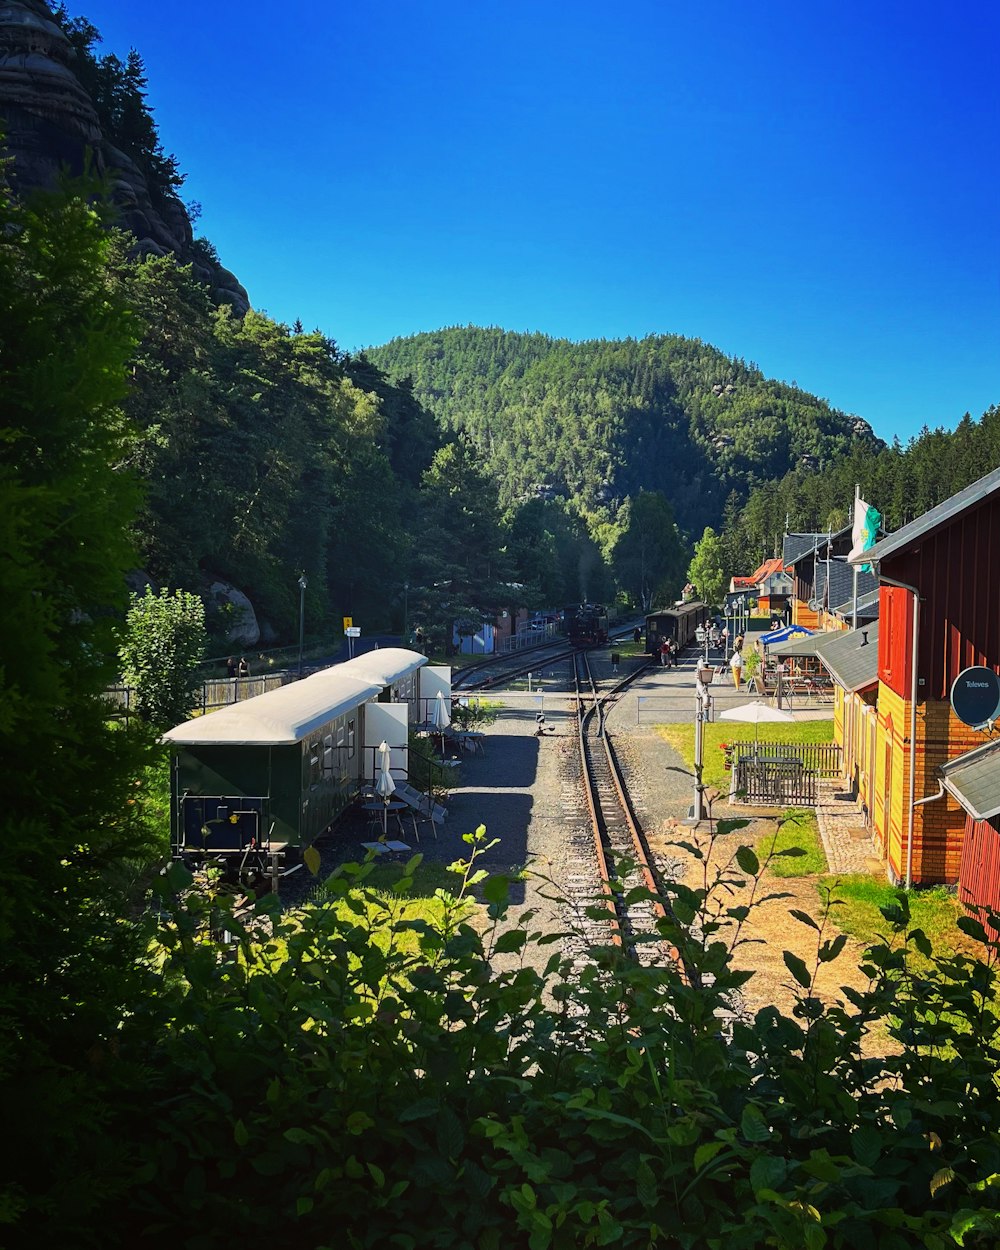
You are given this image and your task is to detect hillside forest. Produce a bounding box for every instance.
[6,5,1000,1247]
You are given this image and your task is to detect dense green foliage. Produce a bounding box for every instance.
[20,827,1000,1248]
[366,326,881,541]
[0,172,156,1237]
[724,409,1000,572]
[687,526,728,608]
[119,587,207,727]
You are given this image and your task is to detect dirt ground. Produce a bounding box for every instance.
[648,814,879,1023]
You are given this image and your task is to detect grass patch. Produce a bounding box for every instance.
[759,809,828,877]
[817,875,978,964]
[658,720,834,792]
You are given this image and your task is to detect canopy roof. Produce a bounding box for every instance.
[760,625,814,645]
[817,622,880,692]
[164,669,383,747]
[941,737,1000,823]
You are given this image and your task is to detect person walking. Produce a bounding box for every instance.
[633,626,641,646]
[730,646,744,690]
[611,650,620,675]
[659,639,669,667]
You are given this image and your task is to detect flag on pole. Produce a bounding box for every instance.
[849,497,881,572]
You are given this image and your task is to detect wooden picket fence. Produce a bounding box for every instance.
[730,741,841,807]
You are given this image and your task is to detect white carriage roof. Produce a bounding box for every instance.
[163,670,383,747]
[338,648,427,687]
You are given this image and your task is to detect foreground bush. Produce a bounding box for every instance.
[64,827,1000,1249]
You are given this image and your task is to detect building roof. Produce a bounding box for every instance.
[338,648,426,688]
[811,558,879,614]
[752,556,791,584]
[164,669,383,746]
[782,525,851,569]
[852,466,1000,566]
[831,587,880,622]
[767,630,843,660]
[940,737,1000,823]
[817,621,880,692]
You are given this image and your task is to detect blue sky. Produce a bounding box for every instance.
[80,1,998,442]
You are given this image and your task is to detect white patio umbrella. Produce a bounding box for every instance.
[720,700,795,742]
[375,739,395,833]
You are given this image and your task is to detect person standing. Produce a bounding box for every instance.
[611,650,620,675]
[730,646,744,690]
[226,656,237,679]
[633,626,642,646]
[238,656,250,679]
[659,639,669,667]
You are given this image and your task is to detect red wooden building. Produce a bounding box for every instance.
[853,466,1000,886]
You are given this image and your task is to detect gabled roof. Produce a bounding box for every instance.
[767,629,844,660]
[852,466,1000,566]
[940,736,1000,823]
[831,587,880,622]
[782,525,851,569]
[753,557,791,583]
[818,621,880,692]
[810,559,879,614]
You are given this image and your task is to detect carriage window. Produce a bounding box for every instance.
[347,718,356,759]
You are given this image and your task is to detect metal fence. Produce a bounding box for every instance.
[732,740,842,777]
[105,672,290,720]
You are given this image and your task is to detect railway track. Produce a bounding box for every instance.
[454,625,642,693]
[563,649,694,978]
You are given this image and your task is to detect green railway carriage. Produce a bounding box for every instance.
[164,649,430,885]
[645,601,709,655]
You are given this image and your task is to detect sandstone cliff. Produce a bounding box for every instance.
[0,0,249,313]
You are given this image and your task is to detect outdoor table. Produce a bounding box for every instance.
[362,799,420,842]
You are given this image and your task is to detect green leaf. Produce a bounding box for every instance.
[346,1111,374,1135]
[818,934,848,963]
[296,1196,314,1216]
[694,1141,726,1171]
[284,1127,319,1146]
[930,1167,955,1197]
[735,845,760,875]
[783,950,812,989]
[398,1098,439,1122]
[957,915,988,944]
[233,1119,249,1147]
[493,928,528,954]
[303,845,321,876]
[635,1159,657,1208]
[750,1154,787,1193]
[741,1104,771,1143]
[851,1126,883,1168]
[482,874,511,904]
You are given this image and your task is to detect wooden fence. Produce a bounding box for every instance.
[105,672,290,720]
[729,740,842,807]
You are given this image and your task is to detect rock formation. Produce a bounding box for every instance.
[0,0,249,313]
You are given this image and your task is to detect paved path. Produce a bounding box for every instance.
[814,779,882,875]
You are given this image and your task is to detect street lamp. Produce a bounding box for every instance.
[403,581,409,645]
[297,573,308,676]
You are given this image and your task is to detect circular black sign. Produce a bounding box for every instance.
[950,666,1000,728]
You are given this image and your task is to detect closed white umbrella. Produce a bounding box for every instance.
[376,740,395,833]
[432,690,451,757]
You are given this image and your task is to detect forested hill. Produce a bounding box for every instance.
[366,327,882,536]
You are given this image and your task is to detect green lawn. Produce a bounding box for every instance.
[657,720,834,792]
[816,875,977,964]
[760,809,828,877]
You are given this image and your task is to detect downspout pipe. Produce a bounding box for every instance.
[875,569,921,890]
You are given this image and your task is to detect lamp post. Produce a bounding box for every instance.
[403,582,409,645]
[297,573,307,676]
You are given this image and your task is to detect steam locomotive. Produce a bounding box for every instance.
[564,602,610,646]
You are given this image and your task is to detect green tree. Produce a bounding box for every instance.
[0,173,154,1240]
[611,490,686,610]
[120,587,207,727]
[687,525,727,607]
